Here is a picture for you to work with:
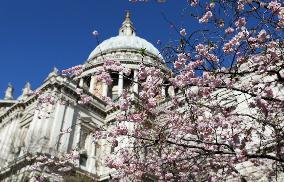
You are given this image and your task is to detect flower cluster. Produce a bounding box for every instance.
[101,96,118,108]
[95,60,130,86]
[37,93,56,106]
[268,1,282,12]
[174,53,188,69]
[237,0,253,11]
[179,28,187,36]
[170,59,203,88]
[44,1,284,181]
[195,43,218,62]
[138,65,164,107]
[199,11,212,23]
[189,0,198,7]
[223,27,249,53]
[225,27,234,34]
[235,17,246,28]
[76,88,93,104]
[119,91,131,111]
[268,1,284,27]
[62,65,83,76]
[28,150,80,181]
[36,93,57,119]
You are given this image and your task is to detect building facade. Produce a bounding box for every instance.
[0,12,168,181]
[1,11,281,182]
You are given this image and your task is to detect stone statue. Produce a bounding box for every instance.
[22,82,32,98]
[45,67,58,82]
[4,83,14,100]
[49,67,58,77]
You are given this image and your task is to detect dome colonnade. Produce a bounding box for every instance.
[77,11,169,100]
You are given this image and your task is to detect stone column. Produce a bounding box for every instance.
[71,120,81,149]
[0,128,5,162]
[85,135,96,173]
[0,124,9,154]
[89,76,96,94]
[118,72,124,96]
[0,122,12,160]
[48,103,66,148]
[96,139,110,177]
[59,105,75,152]
[40,105,54,153]
[89,142,97,173]
[79,78,84,88]
[168,86,175,97]
[162,86,166,97]
[133,70,138,93]
[102,83,108,97]
[24,110,42,152]
[6,119,19,160]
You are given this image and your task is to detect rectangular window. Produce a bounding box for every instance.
[79,153,88,166]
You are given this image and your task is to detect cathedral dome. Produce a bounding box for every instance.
[88,35,162,60]
[87,11,163,61]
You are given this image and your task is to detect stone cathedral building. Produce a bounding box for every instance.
[1,10,282,182]
[0,12,168,181]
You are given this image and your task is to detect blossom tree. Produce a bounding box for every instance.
[90,0,284,181]
[31,0,284,181]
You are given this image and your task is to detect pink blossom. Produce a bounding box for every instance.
[111,139,119,147]
[195,44,219,62]
[260,2,266,8]
[225,27,234,34]
[119,92,130,111]
[96,71,113,85]
[199,11,213,23]
[257,29,269,42]
[174,53,188,69]
[62,65,83,76]
[138,65,147,80]
[190,0,198,7]
[128,113,144,123]
[78,94,93,104]
[277,7,284,27]
[223,28,249,53]
[115,125,128,135]
[237,3,244,10]
[268,1,281,12]
[180,28,187,36]
[101,96,118,108]
[56,2,284,181]
[147,97,157,108]
[235,17,246,27]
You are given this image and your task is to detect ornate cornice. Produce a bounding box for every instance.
[0,75,108,124]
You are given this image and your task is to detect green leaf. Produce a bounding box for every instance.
[140,48,147,57]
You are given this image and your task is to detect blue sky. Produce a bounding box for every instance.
[0,0,188,98]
